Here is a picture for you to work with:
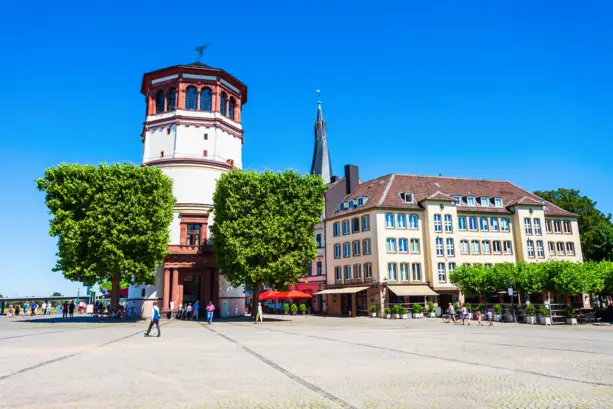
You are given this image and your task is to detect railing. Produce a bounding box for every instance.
[168,244,212,255]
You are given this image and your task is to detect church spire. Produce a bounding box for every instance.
[310,96,332,184]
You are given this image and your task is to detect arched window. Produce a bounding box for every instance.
[186,86,198,110]
[167,88,176,111]
[220,92,228,116]
[200,87,212,111]
[155,90,165,113]
[228,97,236,120]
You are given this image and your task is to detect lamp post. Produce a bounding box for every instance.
[76,288,80,304]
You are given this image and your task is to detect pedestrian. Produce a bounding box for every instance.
[7,304,14,318]
[15,304,20,317]
[23,302,29,317]
[206,301,215,325]
[31,301,38,316]
[461,304,470,326]
[186,303,193,320]
[69,301,75,318]
[255,302,263,324]
[447,303,456,323]
[41,301,47,316]
[476,310,483,326]
[144,301,161,337]
[192,301,199,321]
[487,308,493,326]
[62,301,69,318]
[176,303,184,320]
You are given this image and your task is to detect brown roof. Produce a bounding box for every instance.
[326,174,576,219]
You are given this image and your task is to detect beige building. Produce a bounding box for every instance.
[316,167,582,317]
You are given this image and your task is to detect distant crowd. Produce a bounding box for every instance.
[5,300,81,318]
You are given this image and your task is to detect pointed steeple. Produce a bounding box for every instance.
[310,98,333,184]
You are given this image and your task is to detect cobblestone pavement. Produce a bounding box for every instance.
[1,315,612,408]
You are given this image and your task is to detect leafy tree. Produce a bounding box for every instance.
[98,279,129,293]
[36,163,175,309]
[52,292,62,296]
[583,222,613,262]
[212,169,325,318]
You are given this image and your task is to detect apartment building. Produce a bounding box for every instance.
[316,167,582,317]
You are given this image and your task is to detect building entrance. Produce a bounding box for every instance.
[183,275,201,304]
[341,294,351,316]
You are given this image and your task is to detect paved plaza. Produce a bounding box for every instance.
[1,315,613,408]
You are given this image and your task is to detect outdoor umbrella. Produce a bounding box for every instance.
[258,290,278,301]
[285,290,313,299]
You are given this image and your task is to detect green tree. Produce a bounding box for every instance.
[52,292,62,296]
[212,169,325,318]
[534,188,612,261]
[98,279,129,293]
[36,163,175,309]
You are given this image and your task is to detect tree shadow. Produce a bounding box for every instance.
[10,316,141,325]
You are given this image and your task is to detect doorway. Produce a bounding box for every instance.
[341,294,351,316]
[183,275,201,304]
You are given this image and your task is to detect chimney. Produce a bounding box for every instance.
[344,164,359,195]
[330,175,338,183]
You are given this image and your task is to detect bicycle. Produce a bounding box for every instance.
[442,313,461,324]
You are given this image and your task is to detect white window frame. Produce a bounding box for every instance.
[357,197,364,207]
[471,240,481,254]
[335,266,342,281]
[545,220,552,234]
[352,240,360,256]
[490,217,499,232]
[536,240,544,258]
[353,264,361,279]
[344,265,351,280]
[385,213,395,229]
[433,214,442,232]
[524,218,532,235]
[437,263,446,282]
[448,262,456,273]
[563,220,572,234]
[494,197,503,208]
[527,240,535,258]
[556,242,565,256]
[410,238,420,254]
[533,218,542,235]
[493,240,501,254]
[397,214,407,229]
[444,214,453,232]
[467,196,476,206]
[446,238,455,256]
[362,238,371,255]
[480,217,489,231]
[548,241,555,255]
[343,242,351,258]
[409,214,418,229]
[361,215,370,231]
[452,195,462,205]
[388,263,398,281]
[566,242,575,256]
[386,238,397,253]
[480,197,490,207]
[334,244,341,259]
[503,241,513,255]
[364,263,372,279]
[342,220,350,235]
[351,218,360,233]
[435,237,444,256]
[398,238,408,253]
[469,217,478,231]
[482,240,491,255]
[460,240,469,254]
[400,263,410,281]
[554,220,562,234]
[501,218,510,232]
[333,222,340,237]
[412,263,422,281]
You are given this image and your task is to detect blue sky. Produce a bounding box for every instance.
[0,1,611,296]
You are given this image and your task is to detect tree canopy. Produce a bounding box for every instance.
[36,163,175,308]
[534,188,613,261]
[212,169,325,316]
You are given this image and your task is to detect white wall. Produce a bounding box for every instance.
[160,166,225,205]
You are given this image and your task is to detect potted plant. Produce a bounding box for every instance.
[290,303,298,315]
[538,305,551,325]
[427,302,436,318]
[453,302,459,312]
[493,304,503,321]
[299,304,307,315]
[465,303,473,320]
[565,305,577,325]
[399,306,409,319]
[369,304,377,318]
[384,307,392,319]
[525,304,536,324]
[392,305,401,319]
[412,304,423,319]
[284,304,289,315]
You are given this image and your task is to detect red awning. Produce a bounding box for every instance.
[268,290,313,300]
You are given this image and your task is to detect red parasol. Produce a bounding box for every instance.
[258,290,278,300]
[285,290,313,299]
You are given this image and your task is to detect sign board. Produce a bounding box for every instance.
[86,304,94,314]
[508,288,513,296]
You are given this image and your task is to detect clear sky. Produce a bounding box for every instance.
[0,1,611,297]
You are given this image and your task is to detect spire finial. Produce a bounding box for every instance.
[316,89,321,107]
[194,43,212,62]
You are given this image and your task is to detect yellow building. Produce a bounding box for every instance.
[316,166,582,317]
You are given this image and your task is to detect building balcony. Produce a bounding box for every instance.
[168,244,213,255]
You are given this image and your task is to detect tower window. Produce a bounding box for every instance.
[167,88,176,111]
[226,159,234,166]
[220,92,228,116]
[186,86,198,110]
[203,133,208,140]
[166,127,171,135]
[203,150,208,157]
[155,90,165,113]
[200,87,212,111]
[228,97,236,120]
[160,151,164,158]
[186,224,202,246]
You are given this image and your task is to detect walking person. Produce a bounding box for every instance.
[144,301,161,337]
[30,301,38,316]
[461,304,470,326]
[15,304,20,317]
[176,303,184,320]
[69,301,75,318]
[487,308,493,326]
[447,303,456,324]
[476,310,483,326]
[186,303,193,320]
[206,301,215,325]
[62,301,69,318]
[23,302,29,317]
[255,302,263,324]
[192,301,199,321]
[7,304,14,318]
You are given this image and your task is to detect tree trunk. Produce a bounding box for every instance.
[251,281,262,319]
[111,274,121,312]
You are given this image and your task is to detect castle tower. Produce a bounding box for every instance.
[128,61,248,318]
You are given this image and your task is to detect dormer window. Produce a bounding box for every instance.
[452,195,462,205]
[400,192,414,203]
[494,197,503,208]
[338,202,345,212]
[467,196,476,206]
[480,197,489,207]
[348,200,355,210]
[357,197,365,207]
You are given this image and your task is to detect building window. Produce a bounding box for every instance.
[444,215,453,232]
[316,261,323,276]
[501,217,510,232]
[344,265,351,280]
[343,242,351,258]
[533,218,542,235]
[556,242,565,256]
[448,262,456,273]
[203,150,208,157]
[167,88,176,110]
[566,242,575,256]
[524,218,532,235]
[364,263,372,279]
[410,238,420,254]
[347,200,355,210]
[412,263,422,281]
[563,221,572,234]
[200,87,212,111]
[362,239,371,255]
[446,238,455,256]
[186,224,201,245]
[554,220,562,234]
[400,192,414,203]
[352,240,361,256]
[342,220,350,235]
[434,214,442,232]
[385,213,395,228]
[546,220,553,234]
[386,238,397,253]
[353,264,361,279]
[160,151,164,158]
[141,288,146,297]
[397,214,407,229]
[490,217,499,232]
[352,218,360,233]
[504,241,513,255]
[155,90,165,113]
[495,197,503,207]
[220,92,228,116]
[467,196,476,206]
[400,263,410,281]
[452,195,462,205]
[437,263,446,282]
[333,222,340,237]
[398,238,408,253]
[527,240,535,258]
[480,197,490,207]
[435,237,444,256]
[228,97,236,120]
[388,263,398,281]
[315,234,322,248]
[471,240,481,254]
[480,217,489,231]
[334,244,341,259]
[458,217,467,231]
[469,217,478,231]
[203,133,208,140]
[186,86,198,110]
[460,240,469,254]
[548,241,555,255]
[482,240,491,255]
[409,214,418,229]
[361,215,370,231]
[491,241,500,254]
[335,266,342,280]
[357,197,365,207]
[536,240,544,258]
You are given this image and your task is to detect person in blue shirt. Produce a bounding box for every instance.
[192,301,199,321]
[144,301,161,337]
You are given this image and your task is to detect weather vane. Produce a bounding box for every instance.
[316,89,321,101]
[194,43,212,62]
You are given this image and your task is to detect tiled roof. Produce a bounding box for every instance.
[326,174,576,219]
